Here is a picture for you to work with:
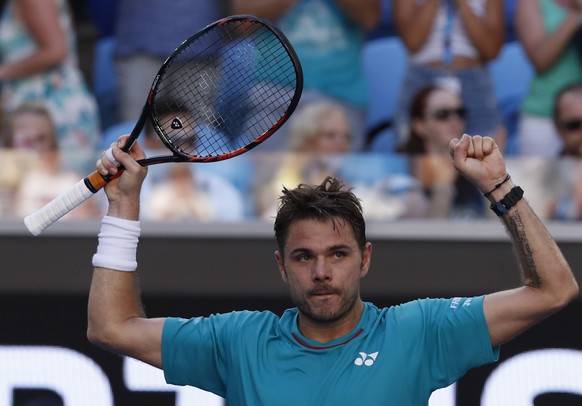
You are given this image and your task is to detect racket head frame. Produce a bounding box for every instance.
[130,14,303,167]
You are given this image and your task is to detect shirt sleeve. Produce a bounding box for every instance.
[161,312,242,397]
[431,296,500,384]
[397,296,500,389]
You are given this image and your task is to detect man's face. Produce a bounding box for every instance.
[275,218,371,325]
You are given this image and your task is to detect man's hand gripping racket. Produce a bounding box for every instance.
[24,15,303,235]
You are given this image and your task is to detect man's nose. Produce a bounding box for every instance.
[313,257,331,281]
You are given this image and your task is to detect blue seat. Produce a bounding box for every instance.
[337,153,410,187]
[100,120,138,150]
[92,36,119,130]
[362,36,408,152]
[488,41,534,155]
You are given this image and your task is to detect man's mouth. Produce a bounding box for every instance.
[310,288,337,297]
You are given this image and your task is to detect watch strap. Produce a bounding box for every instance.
[490,186,524,216]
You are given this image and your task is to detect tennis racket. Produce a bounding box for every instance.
[24,15,303,236]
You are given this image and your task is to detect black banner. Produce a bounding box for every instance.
[1,294,581,405]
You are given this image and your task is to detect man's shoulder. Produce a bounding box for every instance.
[368,297,485,323]
[207,309,282,325]
[165,309,282,330]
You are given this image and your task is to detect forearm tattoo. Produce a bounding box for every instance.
[504,210,542,288]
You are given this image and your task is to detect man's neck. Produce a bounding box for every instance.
[298,300,365,344]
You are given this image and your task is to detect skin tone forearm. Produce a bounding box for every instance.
[393,0,440,52]
[489,182,563,292]
[0,0,67,81]
[455,0,504,61]
[502,209,540,289]
[516,0,582,72]
[87,140,165,369]
[483,180,578,346]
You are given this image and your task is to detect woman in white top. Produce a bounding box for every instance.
[392,0,506,148]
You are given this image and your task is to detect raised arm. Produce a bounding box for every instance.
[455,0,505,61]
[392,0,440,52]
[86,137,165,369]
[0,0,68,80]
[449,134,579,348]
[516,0,582,73]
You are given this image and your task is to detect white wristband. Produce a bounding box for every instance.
[92,215,140,272]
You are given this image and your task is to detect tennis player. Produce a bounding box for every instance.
[88,133,578,404]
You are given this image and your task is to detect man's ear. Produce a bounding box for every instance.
[274,251,288,284]
[360,242,372,278]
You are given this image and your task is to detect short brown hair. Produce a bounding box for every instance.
[274,176,366,255]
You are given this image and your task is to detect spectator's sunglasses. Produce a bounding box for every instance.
[559,119,582,131]
[426,107,467,121]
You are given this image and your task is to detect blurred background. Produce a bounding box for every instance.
[1,0,582,404]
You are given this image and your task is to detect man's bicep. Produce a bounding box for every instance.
[122,317,166,369]
[483,288,555,348]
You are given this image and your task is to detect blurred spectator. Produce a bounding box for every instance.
[231,0,381,151]
[286,100,353,154]
[86,0,118,130]
[0,146,32,217]
[114,0,228,122]
[398,85,487,219]
[548,158,582,220]
[141,163,246,221]
[3,102,100,219]
[542,82,582,220]
[0,0,100,172]
[554,82,582,157]
[392,0,506,149]
[138,115,246,222]
[257,101,353,218]
[257,100,424,219]
[2,103,58,151]
[515,0,582,157]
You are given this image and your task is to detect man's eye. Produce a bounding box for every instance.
[332,251,346,259]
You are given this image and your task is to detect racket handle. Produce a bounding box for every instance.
[24,171,108,236]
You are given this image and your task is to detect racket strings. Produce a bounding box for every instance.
[151,19,299,159]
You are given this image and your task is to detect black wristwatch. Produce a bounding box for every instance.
[490,186,524,216]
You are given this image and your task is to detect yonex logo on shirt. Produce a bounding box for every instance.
[354,351,379,366]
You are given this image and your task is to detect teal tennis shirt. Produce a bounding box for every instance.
[162,296,499,405]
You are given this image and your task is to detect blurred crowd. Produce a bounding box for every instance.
[1,0,582,223]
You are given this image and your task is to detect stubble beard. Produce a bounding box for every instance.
[293,288,360,324]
